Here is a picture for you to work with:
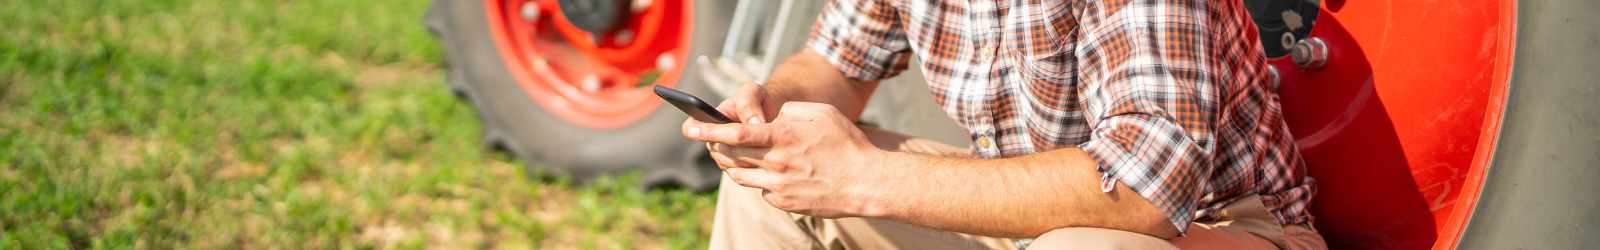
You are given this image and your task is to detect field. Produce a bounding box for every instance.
[0,0,716,248]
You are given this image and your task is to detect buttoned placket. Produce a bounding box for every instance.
[973,13,1002,158]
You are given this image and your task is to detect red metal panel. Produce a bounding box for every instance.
[1272,0,1515,248]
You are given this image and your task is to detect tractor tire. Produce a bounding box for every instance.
[1458,0,1600,248]
[423,0,734,190]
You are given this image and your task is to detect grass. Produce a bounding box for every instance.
[0,0,716,248]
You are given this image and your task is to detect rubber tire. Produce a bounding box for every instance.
[1458,0,1600,248]
[423,0,734,190]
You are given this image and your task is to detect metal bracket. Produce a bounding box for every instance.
[699,0,819,98]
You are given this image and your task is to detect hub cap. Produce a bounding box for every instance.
[483,0,692,128]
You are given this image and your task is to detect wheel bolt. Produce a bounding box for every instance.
[613,30,635,45]
[521,1,540,21]
[581,75,603,92]
[656,53,675,71]
[632,0,653,13]
[1291,37,1328,69]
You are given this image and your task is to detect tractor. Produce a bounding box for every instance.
[422,0,1600,248]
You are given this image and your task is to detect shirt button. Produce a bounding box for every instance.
[975,136,995,150]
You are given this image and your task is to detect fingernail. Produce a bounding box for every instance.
[687,126,701,137]
[747,117,763,124]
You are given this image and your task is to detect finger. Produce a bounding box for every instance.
[760,191,791,212]
[715,99,741,122]
[708,143,760,169]
[682,118,710,139]
[724,167,780,190]
[686,123,776,147]
[734,84,767,124]
[715,145,782,170]
[705,143,736,170]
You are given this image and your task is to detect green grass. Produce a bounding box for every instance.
[0,0,715,248]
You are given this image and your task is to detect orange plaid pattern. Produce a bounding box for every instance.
[807,0,1316,233]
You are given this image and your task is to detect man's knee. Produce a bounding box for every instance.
[1025,227,1176,250]
[715,174,767,209]
[709,174,816,249]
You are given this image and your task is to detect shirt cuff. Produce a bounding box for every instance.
[1079,118,1205,234]
[805,35,905,81]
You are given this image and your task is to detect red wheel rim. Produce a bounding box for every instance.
[484,0,692,129]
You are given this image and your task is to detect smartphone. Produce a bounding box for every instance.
[653,85,736,124]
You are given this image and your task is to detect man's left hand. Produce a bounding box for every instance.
[683,102,890,218]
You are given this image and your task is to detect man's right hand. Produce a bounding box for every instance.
[682,51,878,171]
[686,84,775,169]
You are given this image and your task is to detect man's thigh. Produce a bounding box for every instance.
[1025,227,1176,250]
[709,174,1014,250]
[1025,225,1280,250]
[815,216,1016,250]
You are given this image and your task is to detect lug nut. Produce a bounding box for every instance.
[613,30,635,45]
[581,75,603,92]
[632,0,653,13]
[1291,37,1328,69]
[656,53,675,71]
[520,1,540,21]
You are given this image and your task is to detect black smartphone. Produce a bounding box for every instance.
[653,85,736,124]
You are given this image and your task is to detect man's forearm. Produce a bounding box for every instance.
[760,51,878,120]
[858,149,1180,239]
[757,49,1176,239]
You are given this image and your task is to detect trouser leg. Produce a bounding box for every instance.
[1026,195,1325,250]
[708,173,816,250]
[708,173,1015,250]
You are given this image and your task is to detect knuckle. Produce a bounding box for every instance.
[762,194,781,207]
[763,151,789,165]
[764,193,792,209]
[774,125,793,140]
[728,172,749,185]
[712,158,735,169]
[730,129,749,142]
[768,126,795,145]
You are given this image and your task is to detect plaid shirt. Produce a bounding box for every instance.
[807,0,1316,233]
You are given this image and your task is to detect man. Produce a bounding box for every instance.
[681,0,1324,248]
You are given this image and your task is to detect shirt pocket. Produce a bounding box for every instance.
[1002,3,1076,84]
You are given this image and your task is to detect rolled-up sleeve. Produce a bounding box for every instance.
[806,0,912,81]
[1073,0,1219,233]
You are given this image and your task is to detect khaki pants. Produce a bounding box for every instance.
[709,127,1327,249]
[708,174,1326,250]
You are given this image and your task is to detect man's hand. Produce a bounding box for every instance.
[693,84,775,169]
[683,101,890,218]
